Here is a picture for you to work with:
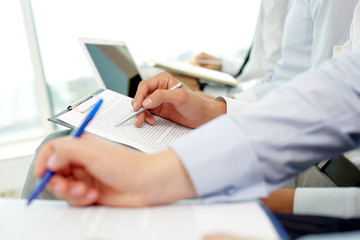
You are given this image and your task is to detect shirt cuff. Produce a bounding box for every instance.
[215,96,254,114]
[294,188,360,218]
[170,115,268,203]
[221,58,244,76]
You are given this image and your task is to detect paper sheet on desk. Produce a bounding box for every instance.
[57,89,193,153]
[0,199,280,240]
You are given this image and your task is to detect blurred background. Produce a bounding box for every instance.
[0,0,260,197]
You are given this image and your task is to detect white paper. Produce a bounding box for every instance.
[0,199,280,240]
[149,59,238,87]
[58,89,193,153]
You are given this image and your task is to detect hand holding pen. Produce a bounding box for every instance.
[129,72,226,128]
[115,82,182,127]
[27,98,103,206]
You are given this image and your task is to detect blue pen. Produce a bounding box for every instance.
[27,98,103,206]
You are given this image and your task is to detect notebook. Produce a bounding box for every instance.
[148,59,238,87]
[79,38,142,98]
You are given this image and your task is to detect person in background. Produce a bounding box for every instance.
[194,0,290,97]
[194,0,358,104]
[262,1,360,219]
[195,0,359,193]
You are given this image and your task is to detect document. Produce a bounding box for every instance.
[52,89,193,153]
[148,59,238,87]
[0,199,281,240]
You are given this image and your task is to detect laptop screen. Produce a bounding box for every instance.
[83,40,142,98]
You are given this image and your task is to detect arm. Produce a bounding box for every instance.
[171,50,360,203]
[35,50,360,206]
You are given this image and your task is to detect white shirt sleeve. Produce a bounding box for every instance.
[171,49,360,203]
[215,96,254,114]
[294,188,360,218]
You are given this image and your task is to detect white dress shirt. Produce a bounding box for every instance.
[171,49,360,204]
[292,2,360,218]
[203,0,289,97]
[343,2,360,52]
[228,0,358,109]
[223,0,289,82]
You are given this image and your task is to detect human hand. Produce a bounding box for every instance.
[132,72,226,128]
[260,188,295,213]
[193,52,222,71]
[34,134,196,207]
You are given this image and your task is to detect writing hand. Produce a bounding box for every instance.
[132,72,226,128]
[34,134,196,207]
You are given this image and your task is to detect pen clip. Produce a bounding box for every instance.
[68,95,94,111]
[68,96,99,113]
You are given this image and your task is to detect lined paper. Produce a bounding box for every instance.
[58,89,193,153]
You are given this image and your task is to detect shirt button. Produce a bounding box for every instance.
[225,186,235,196]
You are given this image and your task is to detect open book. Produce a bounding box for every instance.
[49,89,193,153]
[0,199,283,240]
[148,59,238,87]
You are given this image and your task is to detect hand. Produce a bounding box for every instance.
[260,188,295,213]
[34,134,196,207]
[193,52,222,71]
[132,72,226,128]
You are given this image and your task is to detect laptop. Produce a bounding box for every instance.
[79,38,142,98]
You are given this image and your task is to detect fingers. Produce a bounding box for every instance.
[133,72,179,111]
[135,110,155,127]
[35,142,56,178]
[47,175,98,206]
[193,52,221,70]
[35,135,100,179]
[45,138,91,172]
[142,87,186,109]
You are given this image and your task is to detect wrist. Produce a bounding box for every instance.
[141,149,197,205]
[204,98,226,121]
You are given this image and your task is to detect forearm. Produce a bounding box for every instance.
[201,98,227,123]
[142,149,197,205]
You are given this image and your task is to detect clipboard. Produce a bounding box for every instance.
[46,88,193,153]
[48,89,106,128]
